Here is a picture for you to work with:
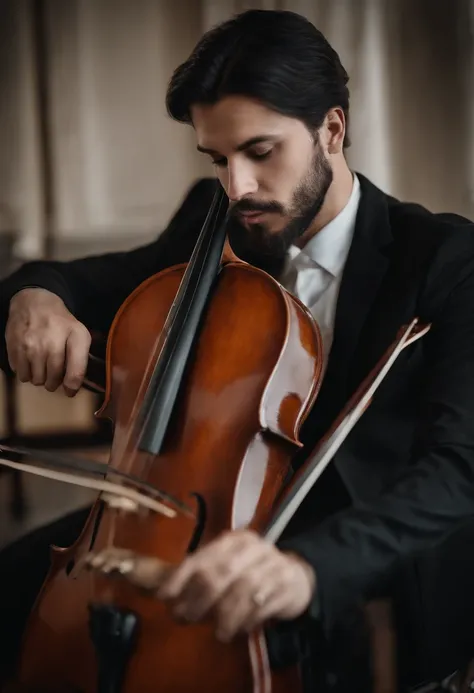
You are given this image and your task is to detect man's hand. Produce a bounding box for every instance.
[5,288,91,396]
[86,530,317,642]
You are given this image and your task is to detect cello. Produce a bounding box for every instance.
[0,183,429,692]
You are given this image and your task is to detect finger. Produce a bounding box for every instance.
[63,327,91,396]
[86,548,174,592]
[5,333,18,373]
[45,345,67,392]
[30,353,47,386]
[213,560,280,641]
[87,547,136,569]
[85,548,138,583]
[158,530,263,600]
[238,559,314,635]
[14,351,32,383]
[177,553,276,624]
[127,556,173,591]
[239,588,291,636]
[161,532,267,611]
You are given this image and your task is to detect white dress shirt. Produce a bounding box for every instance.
[279,174,361,368]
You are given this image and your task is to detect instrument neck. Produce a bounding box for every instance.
[136,184,230,456]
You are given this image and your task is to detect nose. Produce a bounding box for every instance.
[225,161,258,202]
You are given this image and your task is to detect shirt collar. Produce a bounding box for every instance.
[288,173,361,278]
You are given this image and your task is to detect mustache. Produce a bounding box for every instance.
[230,199,284,215]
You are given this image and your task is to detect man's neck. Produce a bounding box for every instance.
[296,161,354,248]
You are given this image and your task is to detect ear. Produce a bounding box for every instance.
[323,107,346,155]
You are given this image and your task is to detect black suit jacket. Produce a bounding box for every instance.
[2,173,474,680]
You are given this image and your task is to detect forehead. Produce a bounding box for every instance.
[191,95,307,151]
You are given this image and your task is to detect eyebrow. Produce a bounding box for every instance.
[196,135,278,155]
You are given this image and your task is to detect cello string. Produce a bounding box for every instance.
[123,188,229,479]
[77,188,227,559]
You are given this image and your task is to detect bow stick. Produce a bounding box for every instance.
[0,445,194,518]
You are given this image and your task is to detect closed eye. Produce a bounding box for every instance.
[248,150,272,161]
[211,157,227,167]
[211,150,272,167]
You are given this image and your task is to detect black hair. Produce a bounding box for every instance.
[166,9,351,147]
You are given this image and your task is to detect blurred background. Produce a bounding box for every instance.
[0,0,473,549]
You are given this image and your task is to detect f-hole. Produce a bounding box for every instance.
[187,493,206,553]
[65,502,106,578]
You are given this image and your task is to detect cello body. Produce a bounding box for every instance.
[14,260,323,692]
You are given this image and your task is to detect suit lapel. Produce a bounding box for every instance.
[299,175,393,448]
[327,174,393,390]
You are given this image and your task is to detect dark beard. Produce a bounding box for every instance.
[225,147,333,278]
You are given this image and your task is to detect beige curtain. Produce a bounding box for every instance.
[0,0,472,261]
[0,1,45,259]
[201,0,474,220]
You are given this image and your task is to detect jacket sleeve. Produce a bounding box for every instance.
[0,178,217,373]
[278,263,474,636]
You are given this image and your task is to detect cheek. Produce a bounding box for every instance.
[257,165,288,204]
[269,151,311,201]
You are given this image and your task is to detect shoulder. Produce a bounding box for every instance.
[163,177,217,236]
[386,193,474,310]
[387,193,474,239]
[155,177,217,261]
[358,170,474,314]
[357,172,474,261]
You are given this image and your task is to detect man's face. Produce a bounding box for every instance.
[192,95,333,276]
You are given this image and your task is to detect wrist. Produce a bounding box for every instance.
[9,287,64,311]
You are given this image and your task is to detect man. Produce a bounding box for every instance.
[2,8,474,691]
